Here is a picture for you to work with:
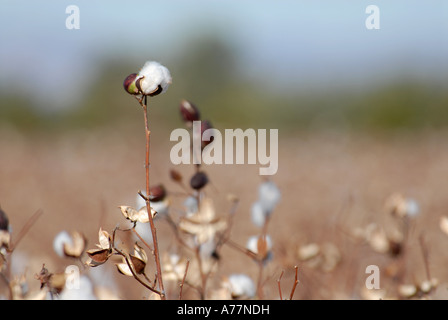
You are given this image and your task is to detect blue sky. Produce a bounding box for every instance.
[1,1,448,110]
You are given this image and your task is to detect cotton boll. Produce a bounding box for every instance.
[133,222,154,246]
[258,181,281,213]
[246,235,272,254]
[150,201,169,216]
[246,235,273,262]
[405,198,420,218]
[226,274,256,298]
[251,201,269,227]
[136,61,171,96]
[136,192,168,216]
[53,231,72,258]
[183,196,198,217]
[59,275,96,300]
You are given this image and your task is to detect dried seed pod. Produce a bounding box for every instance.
[200,120,214,149]
[149,184,166,202]
[0,207,9,231]
[190,171,209,190]
[123,73,139,95]
[180,99,201,124]
[35,264,52,289]
[170,169,183,183]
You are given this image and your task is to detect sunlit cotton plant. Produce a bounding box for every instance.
[120,60,172,299]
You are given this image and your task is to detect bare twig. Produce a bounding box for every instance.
[131,224,154,252]
[195,246,207,299]
[256,260,264,299]
[179,259,190,300]
[224,239,258,260]
[8,209,43,252]
[136,95,165,299]
[277,270,284,300]
[419,233,431,281]
[289,265,299,300]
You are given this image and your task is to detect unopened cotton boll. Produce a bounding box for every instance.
[136,61,172,96]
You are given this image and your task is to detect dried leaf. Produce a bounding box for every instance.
[130,255,146,274]
[119,205,156,223]
[132,243,147,263]
[116,260,133,277]
[179,218,227,244]
[179,197,227,244]
[130,243,147,274]
[86,248,111,266]
[190,197,216,223]
[98,228,112,249]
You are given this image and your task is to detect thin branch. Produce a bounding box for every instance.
[137,95,165,299]
[195,246,206,300]
[224,239,258,260]
[256,260,264,299]
[179,260,190,300]
[289,266,299,300]
[419,233,431,281]
[8,209,43,252]
[277,270,284,300]
[131,224,154,252]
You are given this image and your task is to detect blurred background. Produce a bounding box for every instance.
[2,1,448,299]
[1,0,448,132]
